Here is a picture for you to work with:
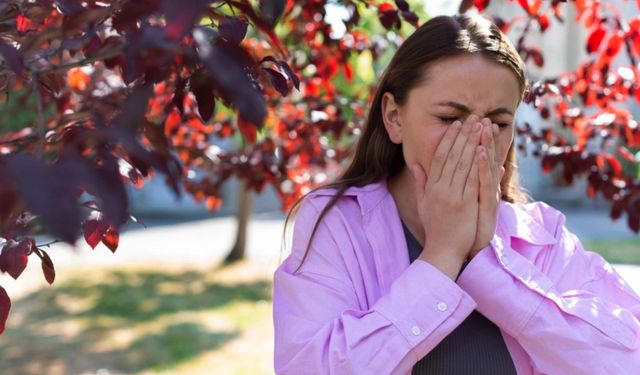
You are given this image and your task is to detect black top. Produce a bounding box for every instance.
[401,221,517,375]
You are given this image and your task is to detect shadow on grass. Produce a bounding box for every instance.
[0,268,271,374]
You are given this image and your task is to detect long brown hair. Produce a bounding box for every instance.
[283,14,531,273]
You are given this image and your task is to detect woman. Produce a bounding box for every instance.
[272,14,640,374]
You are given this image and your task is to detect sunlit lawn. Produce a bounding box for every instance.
[0,261,276,375]
[1,237,639,375]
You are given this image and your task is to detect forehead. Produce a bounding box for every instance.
[409,54,521,112]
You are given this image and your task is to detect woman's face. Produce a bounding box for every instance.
[382,53,521,182]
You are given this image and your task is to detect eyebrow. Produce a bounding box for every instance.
[436,101,514,117]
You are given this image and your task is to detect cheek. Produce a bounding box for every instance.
[495,132,513,165]
[422,128,447,166]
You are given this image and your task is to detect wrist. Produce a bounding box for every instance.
[418,251,465,281]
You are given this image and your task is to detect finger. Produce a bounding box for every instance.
[427,120,462,184]
[489,122,498,178]
[479,118,496,181]
[498,165,505,196]
[478,144,494,208]
[463,145,481,199]
[450,119,483,190]
[409,163,427,197]
[440,115,477,184]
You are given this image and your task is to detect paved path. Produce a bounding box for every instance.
[2,208,639,297]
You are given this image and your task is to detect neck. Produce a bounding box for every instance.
[387,167,424,246]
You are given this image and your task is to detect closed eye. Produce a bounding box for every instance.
[436,116,510,129]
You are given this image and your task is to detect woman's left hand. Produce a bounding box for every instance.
[469,119,505,259]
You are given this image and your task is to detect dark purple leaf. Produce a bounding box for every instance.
[0,286,9,334]
[395,0,410,12]
[401,11,418,27]
[378,4,401,30]
[115,84,153,133]
[459,0,474,13]
[55,0,84,15]
[0,42,23,74]
[264,67,288,96]
[3,155,80,244]
[59,157,130,228]
[628,203,640,233]
[112,0,160,32]
[261,56,299,90]
[162,0,209,41]
[259,0,286,27]
[194,29,266,127]
[0,239,33,280]
[219,16,249,45]
[190,69,217,122]
[82,33,102,57]
[172,77,186,115]
[39,249,55,284]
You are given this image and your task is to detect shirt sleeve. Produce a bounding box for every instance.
[456,204,640,375]
[273,198,477,374]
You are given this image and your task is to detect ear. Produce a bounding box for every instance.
[381,92,403,144]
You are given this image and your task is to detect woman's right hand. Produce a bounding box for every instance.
[409,114,486,278]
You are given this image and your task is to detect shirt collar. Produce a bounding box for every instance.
[312,179,557,246]
[498,200,557,246]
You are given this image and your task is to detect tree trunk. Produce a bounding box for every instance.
[224,180,253,264]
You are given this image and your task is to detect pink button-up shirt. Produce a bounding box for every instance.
[272,180,640,374]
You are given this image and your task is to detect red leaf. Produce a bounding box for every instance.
[611,197,625,221]
[537,14,549,32]
[604,32,624,58]
[101,226,119,253]
[518,0,531,14]
[83,213,109,249]
[474,0,490,12]
[0,239,33,280]
[603,152,623,176]
[237,116,258,143]
[542,155,556,174]
[206,196,222,211]
[616,146,637,163]
[587,26,606,53]
[0,286,10,334]
[529,48,544,67]
[343,62,353,82]
[39,249,55,285]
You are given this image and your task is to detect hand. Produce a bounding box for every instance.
[411,114,485,266]
[469,118,505,259]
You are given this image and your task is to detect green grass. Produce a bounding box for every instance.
[0,262,274,375]
[583,238,640,265]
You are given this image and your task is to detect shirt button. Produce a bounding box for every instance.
[437,302,448,311]
[411,325,421,336]
[501,255,509,265]
[530,280,538,287]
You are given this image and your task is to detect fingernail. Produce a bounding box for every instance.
[474,122,481,131]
